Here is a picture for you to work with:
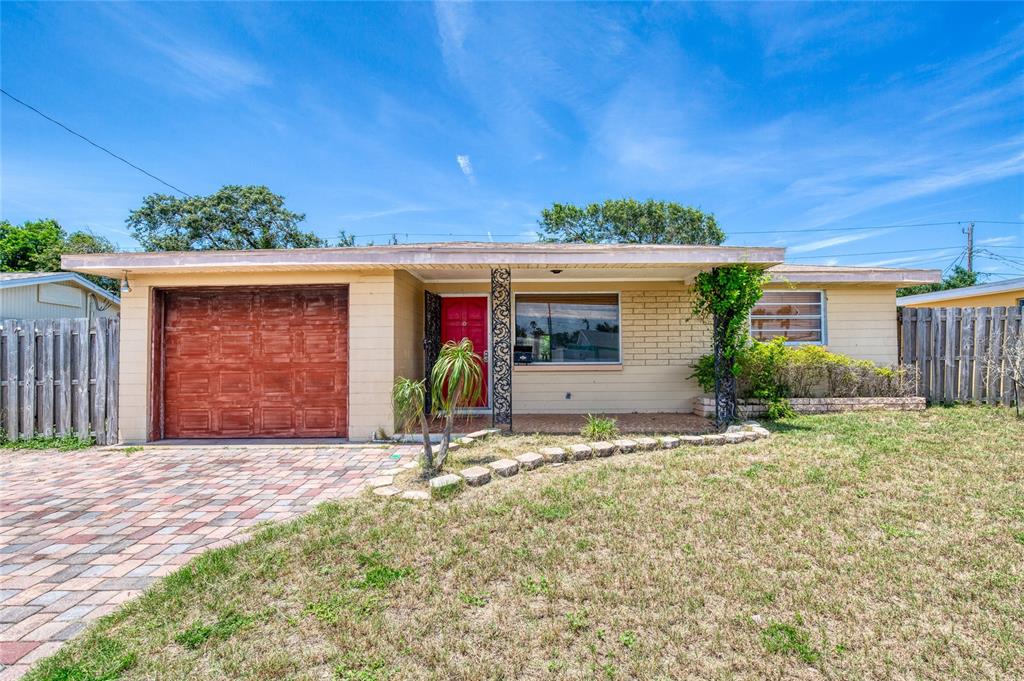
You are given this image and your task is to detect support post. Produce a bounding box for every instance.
[490,268,512,430]
[713,312,737,427]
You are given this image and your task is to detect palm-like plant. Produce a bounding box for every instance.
[391,338,483,478]
[391,377,434,475]
[429,338,483,473]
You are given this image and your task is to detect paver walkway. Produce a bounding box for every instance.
[0,443,419,679]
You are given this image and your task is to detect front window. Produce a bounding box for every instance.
[750,291,825,344]
[514,293,620,363]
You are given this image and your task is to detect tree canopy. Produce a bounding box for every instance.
[127,185,328,251]
[538,199,725,245]
[897,265,979,298]
[0,219,119,293]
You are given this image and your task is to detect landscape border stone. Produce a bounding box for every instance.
[377,421,771,503]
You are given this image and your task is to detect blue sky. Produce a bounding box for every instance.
[2,2,1022,278]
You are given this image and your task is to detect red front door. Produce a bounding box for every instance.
[441,296,488,407]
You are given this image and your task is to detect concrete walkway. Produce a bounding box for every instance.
[0,443,419,679]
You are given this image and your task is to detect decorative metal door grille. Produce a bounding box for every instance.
[490,268,512,429]
[423,290,442,414]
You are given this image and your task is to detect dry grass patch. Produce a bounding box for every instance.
[28,407,1024,680]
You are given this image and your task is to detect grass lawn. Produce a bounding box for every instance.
[28,407,1024,680]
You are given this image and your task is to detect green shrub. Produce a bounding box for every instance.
[690,339,917,417]
[581,414,618,439]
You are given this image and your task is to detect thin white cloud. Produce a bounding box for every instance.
[787,228,896,254]
[456,154,476,183]
[978,235,1019,246]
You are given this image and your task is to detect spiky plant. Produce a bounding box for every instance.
[429,338,483,472]
[391,377,435,476]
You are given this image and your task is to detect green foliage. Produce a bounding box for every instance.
[0,219,119,294]
[430,339,484,417]
[127,185,327,251]
[0,218,64,271]
[897,265,978,297]
[352,552,413,590]
[691,266,769,360]
[391,378,426,432]
[29,636,135,681]
[334,653,390,681]
[761,618,821,664]
[691,340,918,418]
[581,414,618,439]
[538,199,724,245]
[174,611,253,650]
[1,434,94,451]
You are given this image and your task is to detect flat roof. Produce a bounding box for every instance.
[61,242,944,284]
[0,271,121,306]
[896,276,1024,304]
[62,242,786,277]
[769,263,942,285]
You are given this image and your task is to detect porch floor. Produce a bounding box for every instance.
[430,412,715,435]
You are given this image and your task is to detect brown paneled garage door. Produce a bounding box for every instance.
[162,286,348,438]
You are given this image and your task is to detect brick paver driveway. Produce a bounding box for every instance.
[0,443,418,679]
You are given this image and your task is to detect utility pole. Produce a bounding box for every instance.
[964,221,974,272]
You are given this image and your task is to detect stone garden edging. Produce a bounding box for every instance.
[369,423,771,502]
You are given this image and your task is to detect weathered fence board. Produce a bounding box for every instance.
[899,306,1021,406]
[0,318,119,444]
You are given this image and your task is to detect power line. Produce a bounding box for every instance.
[1,88,192,197]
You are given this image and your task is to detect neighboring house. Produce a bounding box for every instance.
[62,243,939,443]
[0,271,120,320]
[896,276,1024,310]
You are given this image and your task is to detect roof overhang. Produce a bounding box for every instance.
[0,272,121,306]
[769,264,942,286]
[62,243,786,278]
[896,276,1024,304]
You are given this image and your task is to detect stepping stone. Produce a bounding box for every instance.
[372,486,401,497]
[703,434,725,445]
[369,475,394,488]
[680,435,705,446]
[400,490,430,501]
[457,437,475,446]
[489,458,520,477]
[429,473,462,488]
[461,466,492,486]
[723,432,747,444]
[429,473,463,492]
[466,429,497,439]
[539,447,566,463]
[516,452,544,470]
[569,444,593,460]
[379,468,404,477]
[751,427,770,438]
[634,437,658,451]
[590,441,615,457]
[612,439,638,453]
[659,436,681,449]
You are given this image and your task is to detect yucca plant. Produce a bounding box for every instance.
[429,338,483,474]
[391,377,435,476]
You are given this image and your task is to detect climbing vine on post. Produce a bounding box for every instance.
[691,265,769,427]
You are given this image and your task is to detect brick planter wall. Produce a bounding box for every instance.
[693,396,926,418]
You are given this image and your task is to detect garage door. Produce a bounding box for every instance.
[162,286,348,438]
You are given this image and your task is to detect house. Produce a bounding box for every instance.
[62,243,939,443]
[0,271,120,320]
[896,276,1024,310]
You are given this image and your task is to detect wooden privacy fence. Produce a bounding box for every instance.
[899,306,1022,406]
[0,318,119,444]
